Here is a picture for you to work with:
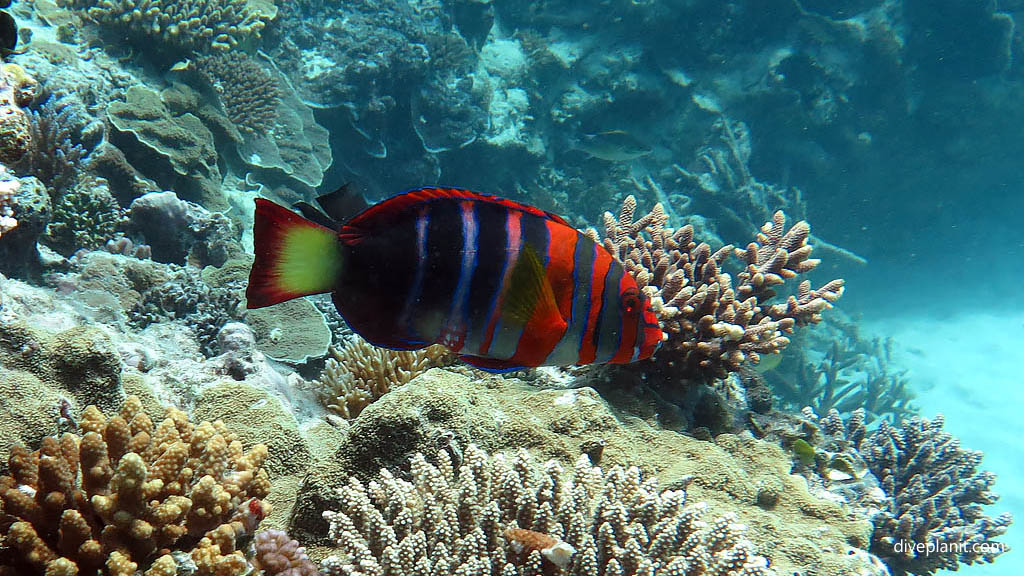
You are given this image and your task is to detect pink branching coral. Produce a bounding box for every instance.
[600,196,844,381]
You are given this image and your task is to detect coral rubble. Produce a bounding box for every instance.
[601,195,844,381]
[0,395,271,574]
[321,444,775,576]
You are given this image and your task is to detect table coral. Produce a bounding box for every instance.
[600,195,844,381]
[0,395,272,575]
[321,444,775,576]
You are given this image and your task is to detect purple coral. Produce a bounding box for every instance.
[253,529,319,576]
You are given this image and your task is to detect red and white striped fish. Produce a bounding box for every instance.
[246,187,665,372]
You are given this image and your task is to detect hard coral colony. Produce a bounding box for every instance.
[0,1,1017,576]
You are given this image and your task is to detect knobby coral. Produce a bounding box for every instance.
[320,444,775,576]
[600,195,844,381]
[0,396,272,575]
[316,336,454,419]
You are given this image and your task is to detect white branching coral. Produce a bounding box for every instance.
[0,166,19,237]
[320,444,775,576]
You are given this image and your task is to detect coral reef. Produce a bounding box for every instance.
[58,0,271,53]
[316,335,454,419]
[194,52,281,137]
[44,176,123,256]
[107,87,221,208]
[13,91,97,199]
[770,329,916,424]
[321,443,775,576]
[128,191,239,267]
[293,370,875,576]
[859,414,1013,575]
[0,164,20,238]
[244,296,332,364]
[0,395,272,574]
[601,195,844,381]
[0,66,32,165]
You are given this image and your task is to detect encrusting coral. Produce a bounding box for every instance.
[320,444,775,576]
[316,335,454,419]
[194,53,281,137]
[0,395,272,575]
[599,195,844,381]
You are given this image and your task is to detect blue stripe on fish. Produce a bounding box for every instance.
[596,263,625,363]
[442,200,478,350]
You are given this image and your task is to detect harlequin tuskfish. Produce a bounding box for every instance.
[246,186,664,372]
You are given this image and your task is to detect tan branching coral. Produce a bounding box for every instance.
[321,444,774,576]
[601,195,844,381]
[195,53,281,137]
[0,396,272,575]
[316,336,454,419]
[59,0,270,52]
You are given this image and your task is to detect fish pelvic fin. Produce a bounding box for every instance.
[247,198,344,308]
[503,243,568,334]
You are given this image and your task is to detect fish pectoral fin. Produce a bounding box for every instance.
[460,355,527,373]
[503,244,565,330]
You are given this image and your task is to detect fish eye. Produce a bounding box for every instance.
[620,289,639,313]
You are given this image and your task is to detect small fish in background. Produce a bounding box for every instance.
[246,186,665,372]
[572,130,652,162]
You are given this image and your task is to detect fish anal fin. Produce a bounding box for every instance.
[460,354,527,373]
[503,244,567,333]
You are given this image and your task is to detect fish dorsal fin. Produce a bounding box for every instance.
[346,187,572,228]
[293,183,370,231]
[293,201,339,230]
[316,183,369,224]
[503,244,567,331]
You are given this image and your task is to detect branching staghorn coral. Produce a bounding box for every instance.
[194,53,281,137]
[59,0,270,53]
[600,195,844,381]
[860,414,1013,575]
[0,395,272,575]
[12,92,94,199]
[810,409,1012,576]
[320,444,775,576]
[772,334,916,424]
[316,335,454,419]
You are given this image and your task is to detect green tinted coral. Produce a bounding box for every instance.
[58,0,271,53]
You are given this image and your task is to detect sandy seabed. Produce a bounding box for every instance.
[866,309,1023,576]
